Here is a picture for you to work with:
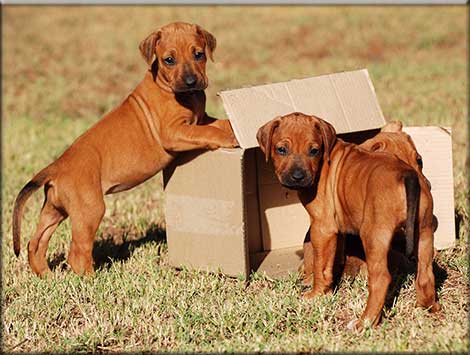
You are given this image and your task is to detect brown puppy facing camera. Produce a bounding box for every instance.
[141,22,214,93]
[13,22,238,277]
[256,112,440,330]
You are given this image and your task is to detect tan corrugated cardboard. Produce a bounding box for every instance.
[163,148,249,277]
[163,68,455,279]
[250,246,304,279]
[403,127,455,249]
[255,149,310,250]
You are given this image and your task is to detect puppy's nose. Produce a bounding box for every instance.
[292,169,306,182]
[184,74,197,87]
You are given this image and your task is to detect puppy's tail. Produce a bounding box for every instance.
[403,170,420,258]
[13,168,53,257]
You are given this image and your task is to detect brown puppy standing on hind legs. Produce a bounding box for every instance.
[256,112,441,330]
[13,22,238,277]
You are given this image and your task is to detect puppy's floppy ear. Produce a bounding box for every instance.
[194,25,217,61]
[381,120,403,132]
[257,116,281,163]
[370,141,386,152]
[360,135,387,152]
[314,116,336,164]
[139,30,162,66]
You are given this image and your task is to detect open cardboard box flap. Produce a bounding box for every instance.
[219,69,386,148]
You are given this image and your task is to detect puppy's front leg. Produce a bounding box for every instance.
[200,114,235,136]
[303,227,337,299]
[302,229,315,286]
[161,123,238,152]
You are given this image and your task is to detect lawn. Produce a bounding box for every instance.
[2,5,468,353]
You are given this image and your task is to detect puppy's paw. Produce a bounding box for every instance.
[207,143,222,150]
[302,273,313,287]
[37,268,53,279]
[430,302,442,313]
[302,289,323,299]
[229,135,239,148]
[346,318,363,332]
[219,133,239,148]
[423,302,442,313]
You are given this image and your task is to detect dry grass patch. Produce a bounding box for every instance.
[2,5,468,353]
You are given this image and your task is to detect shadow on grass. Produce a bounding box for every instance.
[341,233,449,312]
[454,207,464,240]
[299,231,449,316]
[47,224,167,272]
[385,260,448,310]
[93,224,167,270]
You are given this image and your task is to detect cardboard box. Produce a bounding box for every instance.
[163,69,455,278]
[401,126,455,250]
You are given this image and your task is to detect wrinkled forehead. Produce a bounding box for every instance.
[159,28,204,47]
[387,132,417,151]
[403,133,417,150]
[372,133,417,160]
[275,116,322,143]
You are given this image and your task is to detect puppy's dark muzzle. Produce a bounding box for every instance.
[280,168,314,190]
[184,74,197,87]
[173,73,207,93]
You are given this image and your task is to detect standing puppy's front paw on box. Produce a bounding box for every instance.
[229,135,240,148]
[218,133,239,148]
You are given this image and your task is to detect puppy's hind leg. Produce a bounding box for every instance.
[67,190,105,276]
[28,187,67,277]
[415,226,441,313]
[348,226,394,331]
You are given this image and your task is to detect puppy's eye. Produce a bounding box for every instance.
[276,146,288,156]
[309,148,319,156]
[194,51,205,60]
[163,56,175,66]
[416,155,423,168]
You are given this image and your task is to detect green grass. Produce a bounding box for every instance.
[2,5,469,353]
